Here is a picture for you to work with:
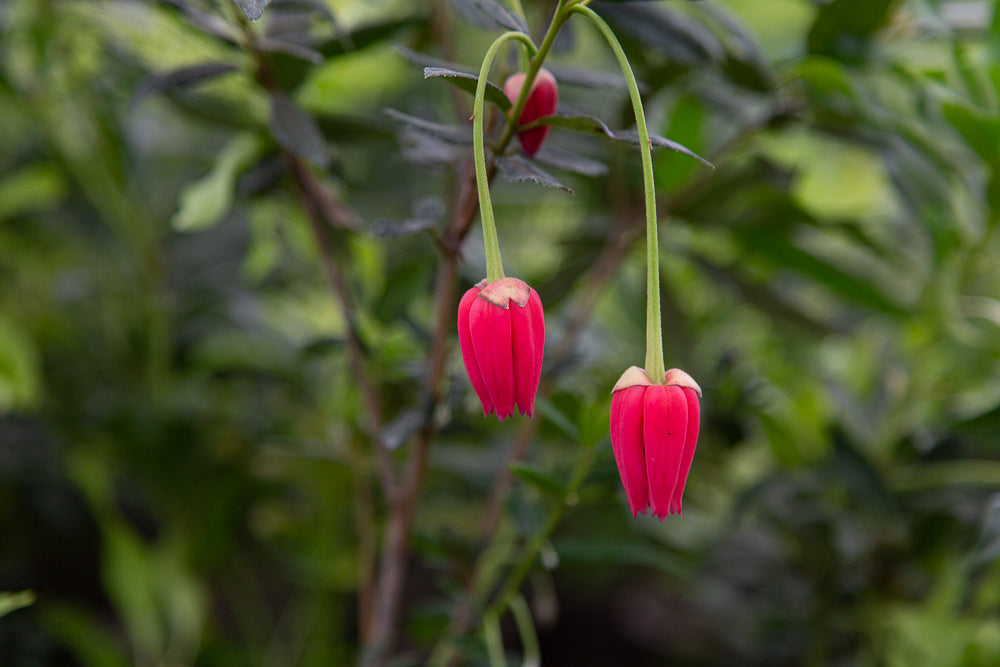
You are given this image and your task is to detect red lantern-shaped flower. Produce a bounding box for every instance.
[504,68,558,157]
[610,366,701,519]
[458,277,545,421]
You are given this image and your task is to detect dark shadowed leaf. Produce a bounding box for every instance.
[269,92,329,168]
[552,538,692,576]
[398,128,465,165]
[529,112,615,138]
[447,0,528,33]
[510,462,567,499]
[160,0,240,43]
[369,195,443,237]
[594,2,725,65]
[497,155,574,193]
[132,63,239,107]
[808,0,895,60]
[423,67,512,111]
[257,38,323,64]
[532,146,608,177]
[232,0,271,21]
[384,108,471,144]
[397,45,473,72]
[613,129,714,168]
[545,65,642,92]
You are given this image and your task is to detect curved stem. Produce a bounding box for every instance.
[569,5,665,383]
[474,31,537,283]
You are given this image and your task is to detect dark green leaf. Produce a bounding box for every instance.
[510,462,567,499]
[546,65,643,93]
[384,108,471,144]
[257,38,323,64]
[161,1,240,43]
[447,0,528,33]
[496,155,574,193]
[369,196,443,237]
[808,0,895,61]
[423,67,512,111]
[268,92,329,168]
[132,62,239,106]
[552,538,692,576]
[398,128,465,165]
[612,130,715,168]
[530,112,615,138]
[532,146,608,177]
[594,2,725,65]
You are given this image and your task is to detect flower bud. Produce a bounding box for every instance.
[458,277,545,421]
[504,68,558,157]
[609,366,701,519]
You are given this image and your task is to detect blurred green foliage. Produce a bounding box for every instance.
[1,0,1000,664]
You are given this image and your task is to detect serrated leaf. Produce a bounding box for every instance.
[423,67,511,111]
[384,108,471,144]
[232,0,272,21]
[447,0,528,33]
[496,155,574,193]
[613,129,714,168]
[269,92,329,168]
[532,146,608,177]
[172,134,261,232]
[509,462,567,499]
[132,62,239,106]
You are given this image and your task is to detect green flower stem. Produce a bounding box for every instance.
[569,5,666,383]
[474,31,537,283]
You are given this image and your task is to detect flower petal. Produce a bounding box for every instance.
[669,388,700,516]
[511,287,544,416]
[643,385,688,520]
[470,296,515,421]
[610,386,649,517]
[458,286,494,416]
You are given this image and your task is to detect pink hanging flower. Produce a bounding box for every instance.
[458,277,545,421]
[504,68,558,157]
[610,367,701,519]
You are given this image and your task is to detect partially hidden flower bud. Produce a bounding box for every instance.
[458,277,545,421]
[504,68,558,157]
[609,366,701,519]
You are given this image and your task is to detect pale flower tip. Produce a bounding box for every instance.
[611,366,654,393]
[664,368,702,397]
